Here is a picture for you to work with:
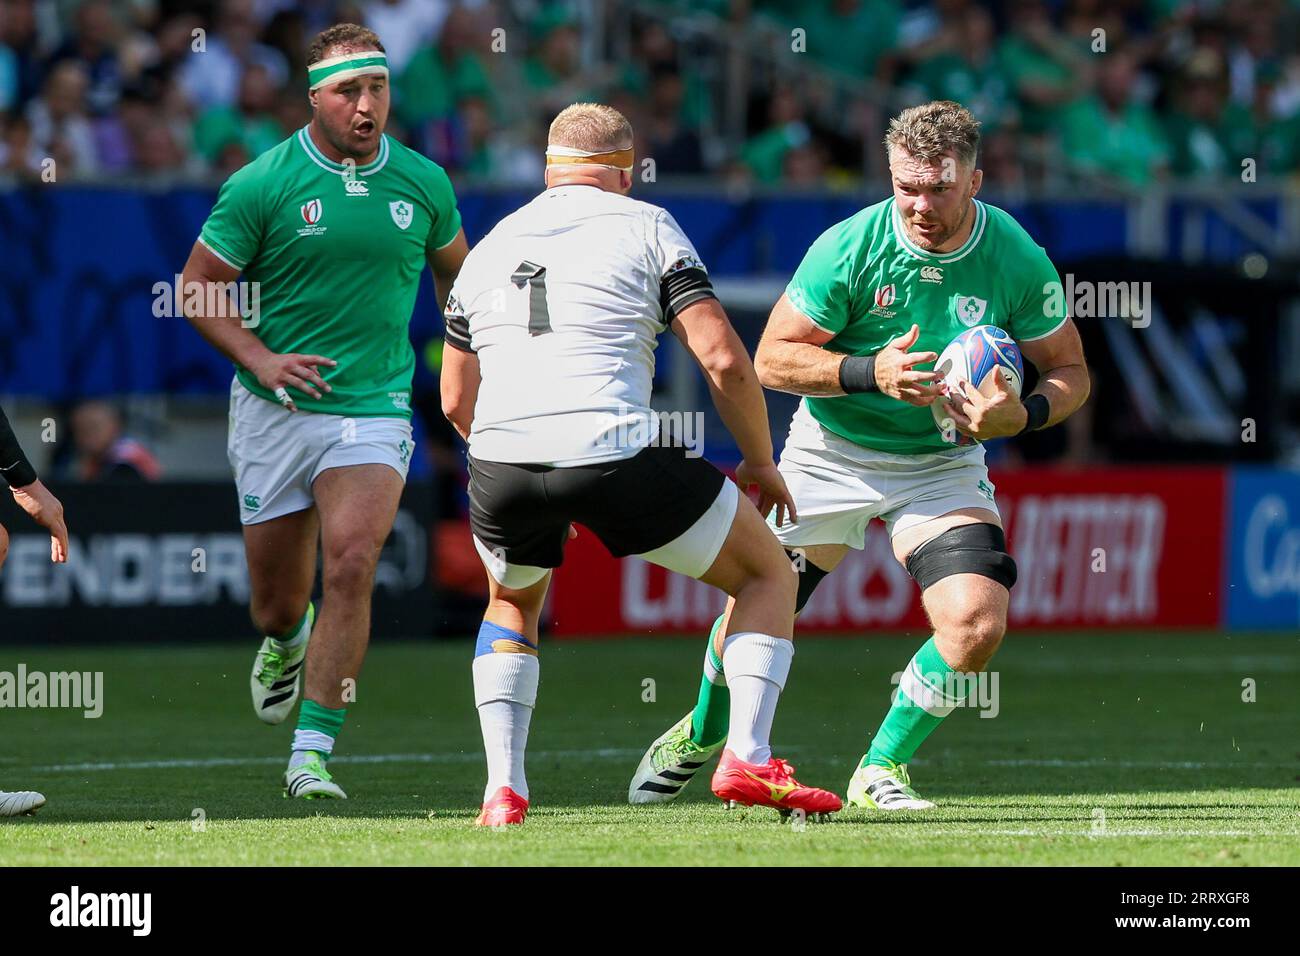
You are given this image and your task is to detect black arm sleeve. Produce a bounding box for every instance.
[660,266,717,327]
[0,404,38,488]
[443,292,474,354]
[444,311,474,354]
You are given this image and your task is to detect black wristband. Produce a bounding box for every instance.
[0,406,38,489]
[1019,393,1051,434]
[839,354,877,394]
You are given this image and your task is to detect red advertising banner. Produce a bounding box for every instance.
[548,467,1226,635]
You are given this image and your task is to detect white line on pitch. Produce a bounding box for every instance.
[29,748,642,773]
[981,758,1288,769]
[28,751,1293,774]
[930,828,1300,838]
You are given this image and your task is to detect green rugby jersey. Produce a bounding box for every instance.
[199,126,462,418]
[786,197,1065,454]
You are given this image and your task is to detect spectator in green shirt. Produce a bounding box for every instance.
[740,86,811,183]
[1163,50,1253,180]
[910,6,1017,132]
[619,20,713,132]
[785,0,902,83]
[998,0,1088,136]
[523,8,609,116]
[1059,50,1170,188]
[193,64,283,170]
[393,6,497,150]
[1242,61,1300,176]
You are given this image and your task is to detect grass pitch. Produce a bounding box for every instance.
[1,632,1297,866]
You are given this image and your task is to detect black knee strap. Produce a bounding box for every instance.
[905,523,1017,591]
[785,548,831,614]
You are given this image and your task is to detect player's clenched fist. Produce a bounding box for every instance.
[249,352,338,410]
[874,324,943,407]
[943,366,1028,440]
[735,459,798,528]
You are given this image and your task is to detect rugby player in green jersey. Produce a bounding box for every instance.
[630,101,1090,810]
[180,23,469,799]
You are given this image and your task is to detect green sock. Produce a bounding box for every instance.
[295,699,346,760]
[688,615,730,747]
[865,636,967,767]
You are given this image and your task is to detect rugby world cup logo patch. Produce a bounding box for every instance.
[300,198,323,225]
[874,285,896,309]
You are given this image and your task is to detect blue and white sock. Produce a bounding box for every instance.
[472,621,539,802]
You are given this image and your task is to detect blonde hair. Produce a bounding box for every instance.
[548,103,634,153]
[884,100,981,166]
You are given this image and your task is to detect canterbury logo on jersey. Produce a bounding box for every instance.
[920,265,943,283]
[344,178,369,196]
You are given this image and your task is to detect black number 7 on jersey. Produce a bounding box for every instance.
[511,261,551,336]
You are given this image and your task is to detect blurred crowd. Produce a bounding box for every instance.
[0,0,1298,188]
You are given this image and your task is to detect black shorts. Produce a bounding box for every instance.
[468,443,728,570]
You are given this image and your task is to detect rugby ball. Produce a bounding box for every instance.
[930,325,1024,445]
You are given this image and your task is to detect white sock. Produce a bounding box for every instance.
[288,730,333,769]
[722,632,794,765]
[473,652,539,802]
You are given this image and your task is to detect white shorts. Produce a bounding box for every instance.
[769,399,1000,550]
[227,378,415,525]
[475,478,739,590]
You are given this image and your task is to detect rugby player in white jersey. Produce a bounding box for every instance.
[440,103,841,825]
[0,403,68,816]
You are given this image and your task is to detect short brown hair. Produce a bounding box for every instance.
[548,103,633,153]
[884,100,981,166]
[307,23,384,65]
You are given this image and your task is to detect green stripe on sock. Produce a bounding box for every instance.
[866,636,959,767]
[297,699,346,737]
[689,615,729,747]
[270,603,313,644]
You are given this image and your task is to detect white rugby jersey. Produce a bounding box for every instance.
[445,184,714,466]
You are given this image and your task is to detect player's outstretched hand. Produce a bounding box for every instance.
[11,479,68,563]
[251,352,338,410]
[874,324,943,407]
[944,366,1028,440]
[735,459,798,528]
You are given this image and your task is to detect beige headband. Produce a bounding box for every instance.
[545,144,634,171]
